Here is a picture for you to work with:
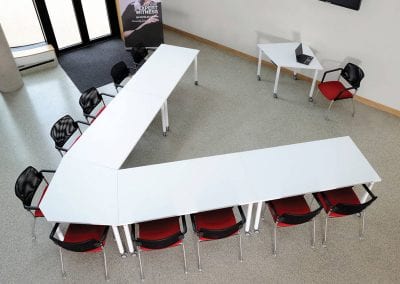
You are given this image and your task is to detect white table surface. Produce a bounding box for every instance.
[65,44,199,170]
[41,136,381,226]
[258,42,323,70]
[117,136,380,225]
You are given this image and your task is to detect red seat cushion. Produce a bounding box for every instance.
[138,217,182,250]
[315,187,360,217]
[268,195,310,227]
[34,185,48,217]
[318,81,354,101]
[64,224,107,253]
[194,208,238,241]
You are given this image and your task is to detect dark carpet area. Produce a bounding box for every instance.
[58,38,132,92]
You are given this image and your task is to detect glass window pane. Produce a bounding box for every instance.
[81,0,111,40]
[0,0,45,47]
[45,0,82,49]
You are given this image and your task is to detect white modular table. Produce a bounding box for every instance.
[257,42,323,101]
[66,44,199,169]
[41,137,380,255]
[41,44,199,255]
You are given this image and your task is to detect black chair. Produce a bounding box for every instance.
[79,87,115,124]
[318,63,365,119]
[266,195,322,255]
[110,61,130,92]
[190,206,246,271]
[15,166,55,240]
[131,216,187,281]
[50,115,89,157]
[313,185,377,247]
[130,43,155,71]
[50,223,110,280]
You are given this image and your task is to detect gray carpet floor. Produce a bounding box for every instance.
[1,29,399,283]
[58,38,133,92]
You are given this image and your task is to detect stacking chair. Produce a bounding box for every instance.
[110,61,130,92]
[266,195,322,256]
[314,184,377,247]
[50,114,89,157]
[190,206,246,271]
[313,185,377,247]
[131,216,187,281]
[49,223,110,280]
[15,166,55,240]
[79,87,115,124]
[130,43,155,72]
[317,63,365,119]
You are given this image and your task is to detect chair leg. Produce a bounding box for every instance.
[196,240,202,272]
[311,218,316,249]
[102,246,109,281]
[351,98,355,117]
[325,101,334,120]
[137,248,144,281]
[323,216,329,247]
[181,243,188,274]
[58,150,64,157]
[59,247,67,279]
[359,211,365,240]
[273,223,277,256]
[238,234,243,262]
[32,217,37,241]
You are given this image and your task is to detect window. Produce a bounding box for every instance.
[0,0,45,47]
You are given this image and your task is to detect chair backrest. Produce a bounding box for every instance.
[50,223,108,252]
[15,166,43,207]
[332,197,377,215]
[50,115,79,148]
[277,207,322,225]
[110,61,130,85]
[131,43,148,64]
[79,87,102,116]
[341,63,365,88]
[198,222,243,240]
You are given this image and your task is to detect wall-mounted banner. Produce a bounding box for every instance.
[119,0,164,48]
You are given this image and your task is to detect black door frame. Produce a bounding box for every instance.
[34,0,120,55]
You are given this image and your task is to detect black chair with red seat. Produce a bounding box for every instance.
[79,87,115,124]
[49,223,110,280]
[50,114,89,157]
[131,216,187,281]
[313,184,377,247]
[266,195,322,256]
[317,63,365,119]
[15,166,55,240]
[110,61,130,92]
[190,206,246,271]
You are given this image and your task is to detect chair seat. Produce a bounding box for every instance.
[64,224,107,253]
[268,195,310,227]
[138,217,182,251]
[195,208,238,241]
[316,187,360,217]
[318,81,354,101]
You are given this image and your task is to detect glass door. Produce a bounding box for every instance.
[44,0,82,49]
[35,0,118,53]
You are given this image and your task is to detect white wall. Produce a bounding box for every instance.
[163,0,400,110]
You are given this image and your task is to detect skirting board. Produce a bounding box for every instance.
[164,24,400,118]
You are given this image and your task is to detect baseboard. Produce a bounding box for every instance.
[354,95,400,117]
[164,24,400,117]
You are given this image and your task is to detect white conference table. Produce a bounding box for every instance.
[41,44,199,255]
[257,42,323,101]
[41,136,380,255]
[66,44,199,169]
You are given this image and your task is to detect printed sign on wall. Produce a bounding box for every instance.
[119,0,164,48]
